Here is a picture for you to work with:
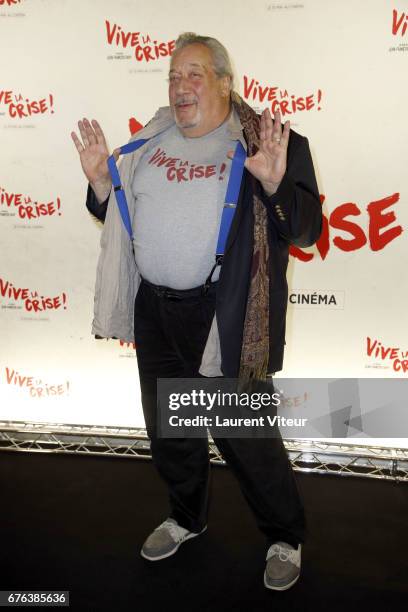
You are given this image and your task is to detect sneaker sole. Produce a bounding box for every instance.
[140,525,207,561]
[263,570,300,591]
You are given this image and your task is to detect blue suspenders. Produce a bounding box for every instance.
[107,135,247,265]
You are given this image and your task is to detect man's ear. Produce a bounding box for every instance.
[220,75,231,98]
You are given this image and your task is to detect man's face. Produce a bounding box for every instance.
[168,43,230,137]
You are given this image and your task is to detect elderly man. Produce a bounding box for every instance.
[71,32,321,591]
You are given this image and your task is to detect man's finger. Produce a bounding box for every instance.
[83,118,97,146]
[71,131,84,153]
[78,120,90,147]
[91,119,107,146]
[280,120,290,148]
[271,108,282,143]
[260,110,266,142]
[264,108,273,142]
[273,108,282,127]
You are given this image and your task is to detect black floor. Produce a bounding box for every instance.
[0,450,407,611]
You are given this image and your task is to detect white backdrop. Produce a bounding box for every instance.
[0,0,407,445]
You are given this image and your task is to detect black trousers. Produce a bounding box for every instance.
[133,279,306,548]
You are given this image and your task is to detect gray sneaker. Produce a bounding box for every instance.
[141,518,207,561]
[264,542,301,591]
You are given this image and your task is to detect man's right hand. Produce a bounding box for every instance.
[71,118,119,204]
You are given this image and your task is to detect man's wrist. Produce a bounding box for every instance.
[261,180,281,197]
[90,178,112,204]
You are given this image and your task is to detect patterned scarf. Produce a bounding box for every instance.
[231,92,270,384]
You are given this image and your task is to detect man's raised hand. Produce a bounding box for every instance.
[71,118,119,201]
[228,108,290,196]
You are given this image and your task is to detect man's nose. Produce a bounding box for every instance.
[175,75,191,94]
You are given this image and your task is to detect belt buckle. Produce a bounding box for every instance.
[166,290,182,300]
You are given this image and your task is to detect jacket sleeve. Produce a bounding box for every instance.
[260,135,322,247]
[86,183,111,223]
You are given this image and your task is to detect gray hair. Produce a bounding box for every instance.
[174,32,234,90]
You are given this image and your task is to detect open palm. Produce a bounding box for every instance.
[71,118,119,184]
[229,108,289,195]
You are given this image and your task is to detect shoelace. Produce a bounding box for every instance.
[266,543,301,567]
[156,520,189,543]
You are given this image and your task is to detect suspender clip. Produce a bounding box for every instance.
[216,254,224,266]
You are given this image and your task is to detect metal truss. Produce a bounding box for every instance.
[1,420,407,482]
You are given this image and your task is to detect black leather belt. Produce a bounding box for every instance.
[141,277,218,300]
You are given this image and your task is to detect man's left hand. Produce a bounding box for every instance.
[228,108,290,196]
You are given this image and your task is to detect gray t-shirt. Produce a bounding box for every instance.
[130,119,235,289]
